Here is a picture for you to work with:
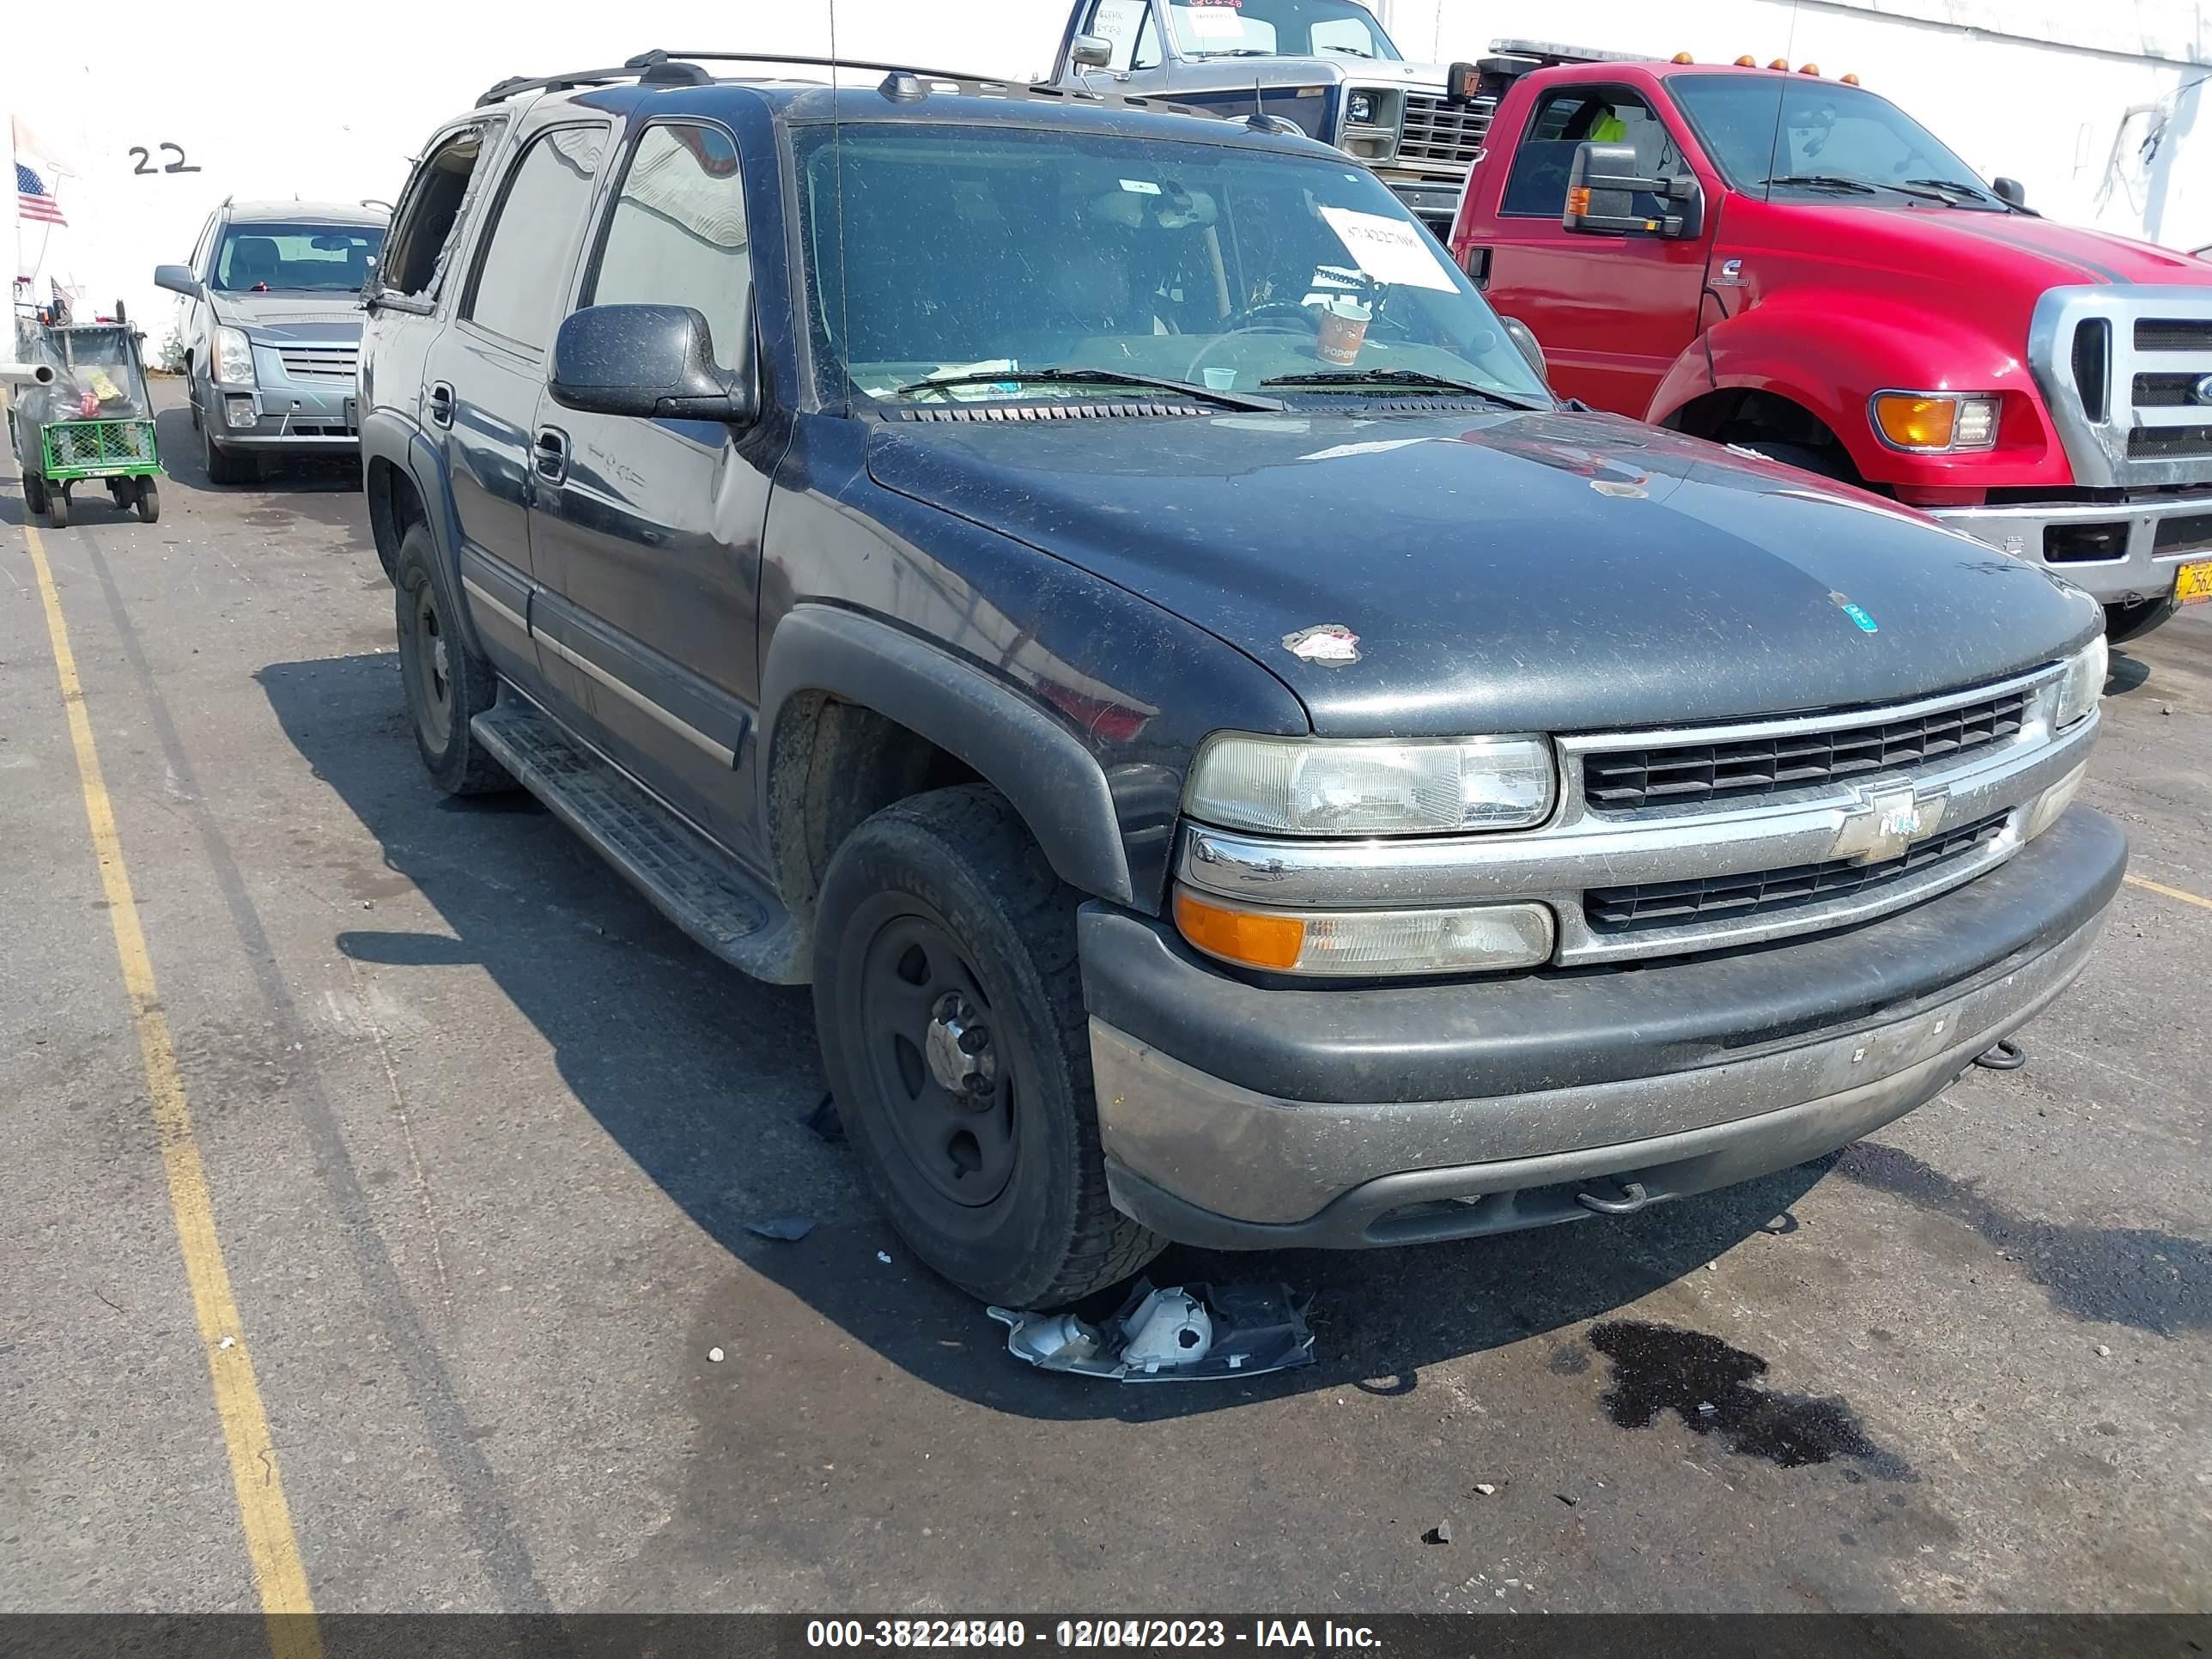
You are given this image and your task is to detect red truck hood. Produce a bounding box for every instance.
[1764,202,2212,291]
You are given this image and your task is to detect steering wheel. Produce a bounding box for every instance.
[1182,300,1321,380]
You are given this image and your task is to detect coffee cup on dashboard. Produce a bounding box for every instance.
[1316,295,1372,366]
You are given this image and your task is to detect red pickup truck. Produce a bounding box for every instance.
[1448,51,2212,641]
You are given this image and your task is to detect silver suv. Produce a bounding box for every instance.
[155,198,388,483]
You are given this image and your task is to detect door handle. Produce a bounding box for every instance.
[427,381,454,428]
[532,425,569,484]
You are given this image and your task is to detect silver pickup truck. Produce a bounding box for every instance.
[1049,0,1486,234]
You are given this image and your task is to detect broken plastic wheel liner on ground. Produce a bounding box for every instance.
[988,1280,1316,1382]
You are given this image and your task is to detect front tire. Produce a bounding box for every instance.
[813,784,1164,1308]
[392,523,514,796]
[2105,595,2177,646]
[136,477,161,523]
[48,488,69,529]
[202,416,251,485]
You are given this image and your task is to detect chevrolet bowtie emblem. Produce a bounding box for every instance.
[1833,782,1946,864]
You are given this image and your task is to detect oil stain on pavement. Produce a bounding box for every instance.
[1589,1320,1915,1479]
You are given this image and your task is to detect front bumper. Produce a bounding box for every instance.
[1081,808,2124,1249]
[1927,492,2212,606]
[1381,175,1464,238]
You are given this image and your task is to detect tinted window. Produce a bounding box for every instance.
[1669,74,1992,202]
[1161,0,1401,61]
[384,123,498,299]
[587,125,752,371]
[1088,0,1162,71]
[467,125,606,349]
[1501,88,1673,217]
[210,222,386,293]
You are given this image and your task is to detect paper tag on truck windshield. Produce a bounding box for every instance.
[1184,5,1247,39]
[1318,207,1457,293]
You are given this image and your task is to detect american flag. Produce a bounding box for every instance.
[17,161,66,226]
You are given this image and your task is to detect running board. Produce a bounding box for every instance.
[471,697,805,984]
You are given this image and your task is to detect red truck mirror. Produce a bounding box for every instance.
[1444,61,1482,107]
[1563,141,1705,240]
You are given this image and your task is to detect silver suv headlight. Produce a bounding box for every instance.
[2054,635,2107,730]
[212,325,256,386]
[1185,734,1557,836]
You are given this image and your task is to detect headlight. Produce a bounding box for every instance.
[1185,734,1556,836]
[1175,890,1554,976]
[1870,391,2000,453]
[1347,89,1377,125]
[2054,635,2108,728]
[213,325,256,386]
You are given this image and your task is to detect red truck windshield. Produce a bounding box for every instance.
[1668,74,2002,208]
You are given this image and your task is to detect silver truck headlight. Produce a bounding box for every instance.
[1186,734,1556,836]
[213,325,256,386]
[2054,636,2107,729]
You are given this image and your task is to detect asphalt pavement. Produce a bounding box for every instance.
[3,385,2208,1615]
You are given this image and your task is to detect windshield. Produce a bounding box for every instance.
[1668,74,1997,204]
[1162,0,1401,61]
[797,124,1549,411]
[211,222,387,293]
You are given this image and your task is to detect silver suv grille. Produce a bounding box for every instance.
[2033,285,2212,486]
[278,346,359,382]
[1397,93,1493,171]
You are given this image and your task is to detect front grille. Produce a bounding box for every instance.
[1398,94,1493,168]
[2132,371,2212,408]
[46,419,155,466]
[1585,811,2010,934]
[2134,319,2212,352]
[2129,423,2212,461]
[1580,687,2033,811]
[277,347,358,381]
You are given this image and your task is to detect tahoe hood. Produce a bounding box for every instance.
[868,406,2100,738]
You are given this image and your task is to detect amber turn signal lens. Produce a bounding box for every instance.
[1175,890,1305,971]
[1566,185,1590,216]
[1873,394,1958,450]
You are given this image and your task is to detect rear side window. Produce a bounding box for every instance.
[1502,88,1673,217]
[585,124,752,372]
[382,121,502,300]
[1087,0,1163,71]
[465,125,607,350]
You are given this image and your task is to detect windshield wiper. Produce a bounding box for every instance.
[1902,176,2001,205]
[1189,48,1276,58]
[1261,368,1547,410]
[1320,46,1374,58]
[890,366,1283,411]
[1764,173,1881,195]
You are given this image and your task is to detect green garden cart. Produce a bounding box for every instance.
[9,318,162,527]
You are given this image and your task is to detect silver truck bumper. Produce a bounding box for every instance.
[1091,896,2104,1249]
[1926,492,2212,606]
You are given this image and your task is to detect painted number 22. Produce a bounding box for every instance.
[129,143,202,175]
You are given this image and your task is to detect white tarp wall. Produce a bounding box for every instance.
[5,0,2209,346]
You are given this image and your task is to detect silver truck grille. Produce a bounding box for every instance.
[2033,286,2212,487]
[1398,94,1493,169]
[1177,663,2092,967]
[277,347,358,382]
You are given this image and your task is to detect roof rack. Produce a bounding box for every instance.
[476,55,714,107]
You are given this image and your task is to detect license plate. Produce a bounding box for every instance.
[2179,558,2212,605]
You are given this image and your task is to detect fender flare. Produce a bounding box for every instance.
[362,409,491,661]
[758,605,1136,907]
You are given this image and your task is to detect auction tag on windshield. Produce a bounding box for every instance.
[1318,207,1458,292]
[1185,6,1246,38]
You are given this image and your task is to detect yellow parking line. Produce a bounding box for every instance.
[22,523,320,1656]
[2127,873,2212,912]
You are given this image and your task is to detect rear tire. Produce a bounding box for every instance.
[2105,595,2177,646]
[392,522,514,796]
[813,784,1164,1309]
[22,472,48,516]
[136,477,161,524]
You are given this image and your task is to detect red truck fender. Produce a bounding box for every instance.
[1647,286,2063,485]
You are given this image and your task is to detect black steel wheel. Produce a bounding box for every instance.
[392,523,513,796]
[814,785,1164,1308]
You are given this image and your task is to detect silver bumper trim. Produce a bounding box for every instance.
[1091,909,2101,1229]
[1928,491,2212,605]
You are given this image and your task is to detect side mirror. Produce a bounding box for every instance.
[1991,176,2027,210]
[1563,142,1705,240]
[548,303,757,423]
[1444,61,1482,108]
[1071,33,1114,70]
[1500,315,1548,385]
[154,264,203,298]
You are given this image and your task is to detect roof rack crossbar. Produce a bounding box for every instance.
[626,48,996,85]
[475,57,713,108]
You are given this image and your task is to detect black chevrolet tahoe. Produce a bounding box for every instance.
[360,50,2124,1309]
